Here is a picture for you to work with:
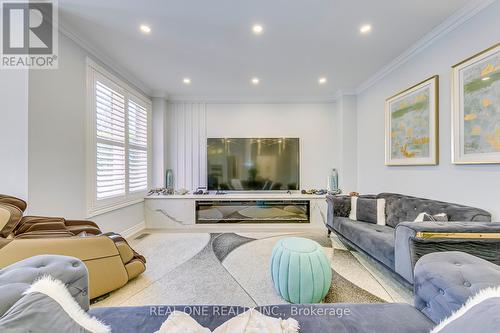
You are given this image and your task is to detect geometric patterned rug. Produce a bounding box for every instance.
[92,231,411,308]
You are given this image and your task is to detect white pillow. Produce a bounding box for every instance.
[155,311,209,333]
[376,199,386,226]
[349,196,358,220]
[155,309,299,333]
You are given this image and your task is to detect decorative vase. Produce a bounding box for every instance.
[165,169,174,194]
[327,168,338,192]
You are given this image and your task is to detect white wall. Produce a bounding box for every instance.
[28,33,145,233]
[166,102,342,191]
[165,102,208,191]
[336,95,358,191]
[0,70,29,200]
[152,97,168,187]
[357,2,500,220]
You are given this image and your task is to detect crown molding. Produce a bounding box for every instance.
[57,19,154,97]
[356,0,497,94]
[333,89,357,100]
[151,90,169,99]
[166,94,340,104]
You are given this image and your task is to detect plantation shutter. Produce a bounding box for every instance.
[88,60,150,216]
[95,80,126,199]
[128,99,148,193]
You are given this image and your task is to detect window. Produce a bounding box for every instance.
[87,59,151,217]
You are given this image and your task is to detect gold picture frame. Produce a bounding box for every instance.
[452,43,500,164]
[385,76,439,166]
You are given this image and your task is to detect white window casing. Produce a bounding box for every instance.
[86,58,152,217]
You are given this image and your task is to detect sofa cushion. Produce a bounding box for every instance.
[0,276,109,333]
[378,193,491,228]
[350,197,386,225]
[257,304,433,333]
[414,251,500,324]
[334,217,395,269]
[91,303,433,333]
[90,306,249,333]
[0,255,90,317]
[430,287,500,333]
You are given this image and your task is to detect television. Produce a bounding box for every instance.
[207,138,300,191]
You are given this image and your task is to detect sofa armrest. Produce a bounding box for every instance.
[326,195,350,231]
[413,251,500,324]
[0,255,89,317]
[395,221,500,283]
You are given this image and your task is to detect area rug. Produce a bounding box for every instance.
[92,232,410,308]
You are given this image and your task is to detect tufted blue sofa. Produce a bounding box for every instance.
[326,192,499,284]
[1,252,500,332]
[0,255,89,317]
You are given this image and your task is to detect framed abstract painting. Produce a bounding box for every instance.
[452,43,500,164]
[385,76,439,166]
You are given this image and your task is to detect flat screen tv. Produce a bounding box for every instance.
[207,138,300,191]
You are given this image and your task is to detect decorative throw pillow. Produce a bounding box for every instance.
[155,311,210,333]
[0,276,110,333]
[349,197,386,226]
[431,286,500,333]
[414,212,449,222]
[155,309,299,333]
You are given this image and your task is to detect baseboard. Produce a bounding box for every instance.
[121,221,146,240]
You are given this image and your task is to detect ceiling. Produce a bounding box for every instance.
[58,0,471,99]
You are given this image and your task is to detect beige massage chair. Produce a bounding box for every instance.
[0,195,146,299]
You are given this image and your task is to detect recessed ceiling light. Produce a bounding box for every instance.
[318,77,327,85]
[482,77,490,81]
[183,78,191,85]
[251,77,260,85]
[360,24,372,34]
[252,24,263,35]
[140,24,151,34]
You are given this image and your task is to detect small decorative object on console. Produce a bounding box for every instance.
[193,186,208,195]
[301,189,328,195]
[328,189,342,195]
[175,188,189,195]
[165,169,174,194]
[327,168,339,192]
[349,192,359,197]
[148,188,168,196]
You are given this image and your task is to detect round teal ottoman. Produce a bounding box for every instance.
[270,237,332,304]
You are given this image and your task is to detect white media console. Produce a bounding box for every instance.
[144,193,328,231]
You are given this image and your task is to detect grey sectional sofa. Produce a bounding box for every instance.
[2,252,500,332]
[326,192,500,283]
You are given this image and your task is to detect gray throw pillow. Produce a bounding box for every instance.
[431,287,500,333]
[414,212,449,222]
[0,276,110,333]
[349,197,386,225]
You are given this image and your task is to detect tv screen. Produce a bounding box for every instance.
[207,138,300,191]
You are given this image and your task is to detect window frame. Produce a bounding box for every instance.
[86,58,152,218]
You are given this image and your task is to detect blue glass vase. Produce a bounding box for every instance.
[328,169,338,192]
[166,169,174,193]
